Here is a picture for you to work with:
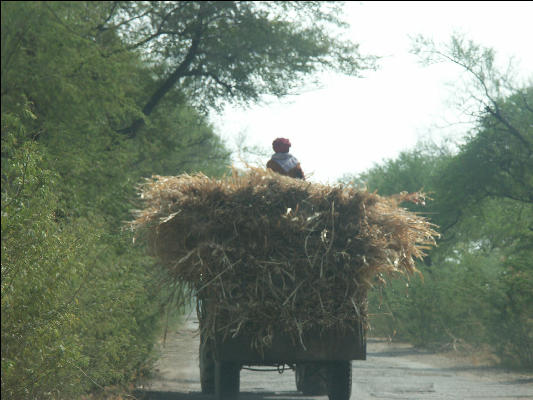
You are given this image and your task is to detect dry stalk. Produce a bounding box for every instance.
[130,168,439,348]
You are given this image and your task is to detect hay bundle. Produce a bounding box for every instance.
[131,168,438,348]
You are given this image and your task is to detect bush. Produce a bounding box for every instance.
[1,119,161,398]
[368,251,533,368]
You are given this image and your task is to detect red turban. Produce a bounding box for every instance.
[272,138,291,153]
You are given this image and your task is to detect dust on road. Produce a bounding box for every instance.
[136,316,533,400]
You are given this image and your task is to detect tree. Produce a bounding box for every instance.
[355,35,533,367]
[1,1,232,223]
[411,34,533,208]
[97,1,377,137]
[1,3,230,397]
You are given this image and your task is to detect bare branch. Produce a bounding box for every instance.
[93,1,119,32]
[425,43,531,152]
[124,4,184,51]
[117,11,205,138]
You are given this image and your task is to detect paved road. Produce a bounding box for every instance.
[136,316,533,400]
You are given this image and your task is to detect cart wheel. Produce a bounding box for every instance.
[326,361,352,400]
[215,361,240,400]
[199,338,215,394]
[295,363,328,395]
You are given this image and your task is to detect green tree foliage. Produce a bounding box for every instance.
[1,2,226,398]
[344,36,532,368]
[2,110,91,398]
[412,35,532,234]
[1,124,162,397]
[104,1,377,136]
[350,143,533,368]
[2,1,232,222]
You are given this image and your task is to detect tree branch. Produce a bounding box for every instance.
[116,17,204,138]
[519,89,533,113]
[433,48,531,152]
[484,105,532,152]
[93,2,119,32]
[124,4,184,51]
[183,69,236,96]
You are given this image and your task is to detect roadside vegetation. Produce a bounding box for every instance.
[343,36,533,369]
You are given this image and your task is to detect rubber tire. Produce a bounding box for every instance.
[326,361,352,400]
[215,361,240,400]
[199,339,215,394]
[295,363,328,395]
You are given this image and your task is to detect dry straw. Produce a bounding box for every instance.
[131,168,439,348]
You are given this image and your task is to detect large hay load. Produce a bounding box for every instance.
[131,168,438,350]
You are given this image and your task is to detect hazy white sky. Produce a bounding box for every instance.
[210,1,533,184]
